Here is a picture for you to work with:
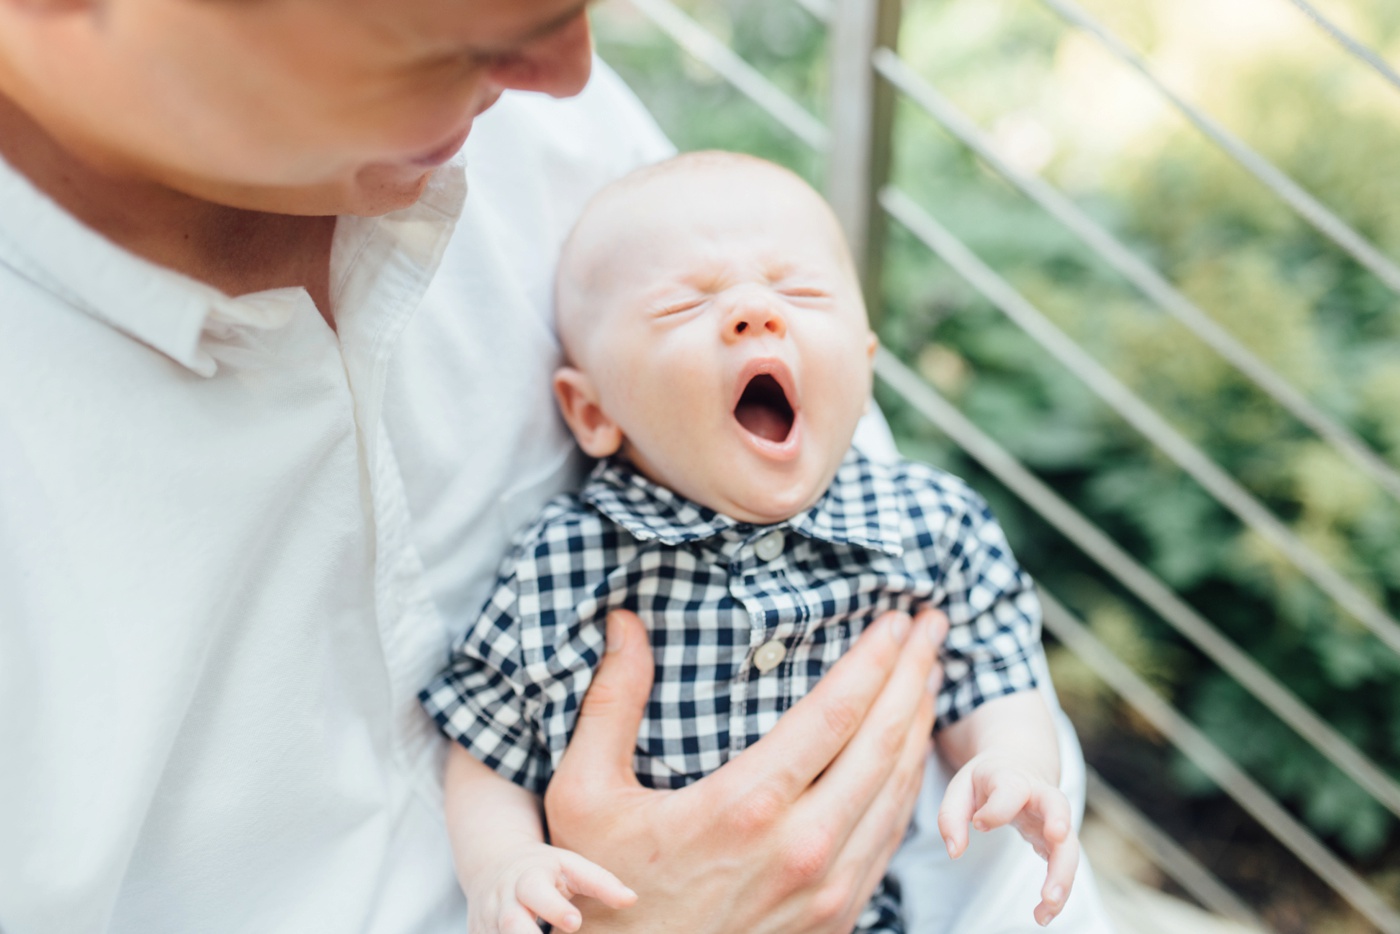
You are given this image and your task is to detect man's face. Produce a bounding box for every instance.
[562,162,877,525]
[0,0,593,215]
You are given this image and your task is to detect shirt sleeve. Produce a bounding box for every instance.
[419,569,553,795]
[917,479,1042,729]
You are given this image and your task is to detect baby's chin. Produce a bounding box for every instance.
[700,475,832,525]
[621,442,835,525]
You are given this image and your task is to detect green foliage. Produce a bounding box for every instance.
[594,0,1400,863]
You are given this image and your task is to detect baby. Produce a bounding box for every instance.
[420,151,1079,933]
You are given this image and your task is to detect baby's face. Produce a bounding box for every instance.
[556,159,876,524]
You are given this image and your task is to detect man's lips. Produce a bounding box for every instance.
[732,358,801,460]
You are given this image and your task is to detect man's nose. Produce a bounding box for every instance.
[486,13,594,99]
[722,299,788,343]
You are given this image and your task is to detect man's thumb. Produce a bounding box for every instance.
[559,609,653,789]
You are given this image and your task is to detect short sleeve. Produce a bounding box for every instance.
[920,483,1042,729]
[419,573,552,795]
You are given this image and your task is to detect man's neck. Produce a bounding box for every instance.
[0,92,336,325]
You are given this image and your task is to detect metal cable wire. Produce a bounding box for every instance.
[874,342,1400,821]
[1085,770,1270,930]
[1037,591,1400,932]
[1037,0,1400,296]
[790,0,834,24]
[872,48,1400,505]
[626,0,831,151]
[1285,0,1400,93]
[880,187,1400,661]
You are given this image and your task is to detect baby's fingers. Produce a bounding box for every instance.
[495,901,546,934]
[936,764,976,859]
[515,867,584,933]
[1035,831,1081,927]
[971,772,1031,833]
[1035,785,1074,848]
[557,849,638,910]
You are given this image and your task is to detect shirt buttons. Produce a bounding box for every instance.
[753,640,787,674]
[754,530,786,562]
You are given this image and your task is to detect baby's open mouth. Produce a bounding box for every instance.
[734,373,796,444]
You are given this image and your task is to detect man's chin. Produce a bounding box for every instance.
[339,164,437,217]
[174,164,437,218]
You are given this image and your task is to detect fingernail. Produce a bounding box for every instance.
[606,612,625,653]
[926,665,942,694]
[927,614,946,644]
[565,911,582,930]
[889,612,911,643]
[944,839,956,859]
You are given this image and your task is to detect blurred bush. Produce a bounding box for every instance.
[594,0,1400,877]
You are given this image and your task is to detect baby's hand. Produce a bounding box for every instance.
[937,752,1080,927]
[465,841,636,934]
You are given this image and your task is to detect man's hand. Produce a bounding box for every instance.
[543,607,948,934]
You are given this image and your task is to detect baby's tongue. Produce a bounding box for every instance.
[735,399,790,443]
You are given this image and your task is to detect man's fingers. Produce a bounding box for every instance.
[551,610,653,791]
[842,685,936,919]
[558,850,638,909]
[730,610,917,801]
[801,610,942,837]
[516,866,582,932]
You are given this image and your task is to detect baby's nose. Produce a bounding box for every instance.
[723,301,787,342]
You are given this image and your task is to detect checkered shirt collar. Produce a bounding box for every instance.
[581,448,906,557]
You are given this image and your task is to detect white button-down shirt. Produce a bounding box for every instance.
[0,63,670,934]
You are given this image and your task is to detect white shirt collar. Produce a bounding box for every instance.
[0,151,467,378]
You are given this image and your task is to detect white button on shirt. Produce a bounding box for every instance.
[0,63,671,934]
[752,640,788,673]
[754,529,786,562]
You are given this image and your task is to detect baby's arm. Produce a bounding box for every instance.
[936,690,1079,927]
[444,744,637,934]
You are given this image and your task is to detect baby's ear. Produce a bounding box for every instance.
[553,367,624,458]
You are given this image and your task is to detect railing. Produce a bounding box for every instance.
[596,1,1400,931]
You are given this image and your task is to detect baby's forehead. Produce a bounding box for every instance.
[575,162,843,268]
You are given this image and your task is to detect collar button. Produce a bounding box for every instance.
[754,530,786,562]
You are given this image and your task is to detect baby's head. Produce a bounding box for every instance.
[553,151,877,524]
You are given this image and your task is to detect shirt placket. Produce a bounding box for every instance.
[723,524,805,753]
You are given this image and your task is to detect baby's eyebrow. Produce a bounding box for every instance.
[675,263,737,294]
[762,258,802,281]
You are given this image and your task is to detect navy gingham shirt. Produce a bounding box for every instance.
[421,447,1042,796]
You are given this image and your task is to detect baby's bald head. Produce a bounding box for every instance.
[554,151,857,369]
